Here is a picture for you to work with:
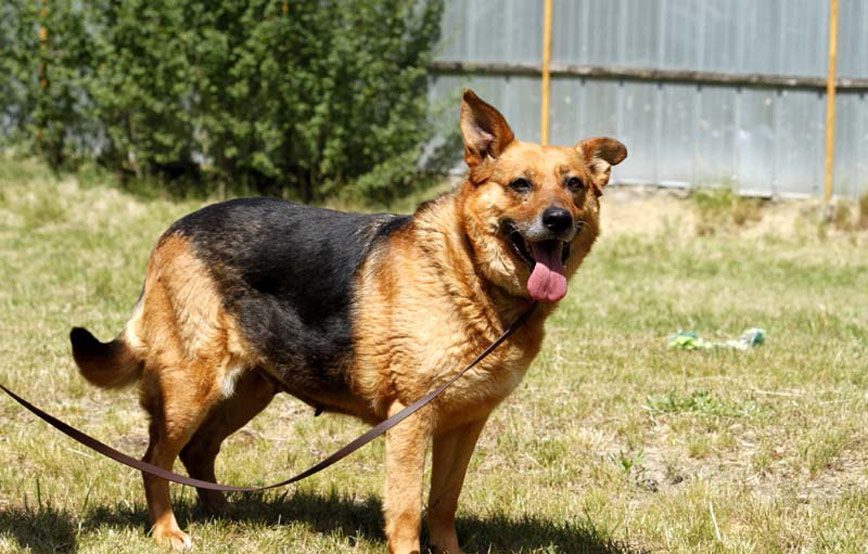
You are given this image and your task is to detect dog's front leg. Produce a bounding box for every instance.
[383,400,430,554]
[427,417,488,554]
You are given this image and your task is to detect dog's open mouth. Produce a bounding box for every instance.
[503,223,571,303]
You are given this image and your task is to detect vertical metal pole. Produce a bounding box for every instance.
[823,0,838,205]
[38,2,48,88]
[540,0,552,146]
[37,0,48,153]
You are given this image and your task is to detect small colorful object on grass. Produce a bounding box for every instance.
[669,328,765,351]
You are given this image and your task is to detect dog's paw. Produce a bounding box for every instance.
[153,526,193,550]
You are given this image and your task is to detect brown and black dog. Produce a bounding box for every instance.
[70,90,625,553]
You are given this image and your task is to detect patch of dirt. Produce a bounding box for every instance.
[601,187,695,237]
[600,185,867,243]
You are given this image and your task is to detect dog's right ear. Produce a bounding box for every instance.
[460,89,515,168]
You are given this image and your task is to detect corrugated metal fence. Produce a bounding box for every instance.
[429,0,868,198]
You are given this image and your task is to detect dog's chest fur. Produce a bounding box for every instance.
[349,194,547,426]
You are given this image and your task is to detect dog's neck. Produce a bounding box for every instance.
[410,190,543,333]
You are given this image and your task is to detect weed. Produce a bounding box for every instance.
[858,192,868,230]
[610,449,646,475]
[692,188,763,235]
[830,201,855,231]
[0,182,68,230]
[798,428,852,478]
[687,436,712,459]
[534,437,569,468]
[643,391,764,420]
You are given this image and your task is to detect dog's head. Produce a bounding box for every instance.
[458,89,626,302]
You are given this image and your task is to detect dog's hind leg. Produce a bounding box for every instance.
[426,418,487,554]
[140,365,222,550]
[180,369,276,514]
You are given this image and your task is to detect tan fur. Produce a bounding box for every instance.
[109,234,267,548]
[72,90,625,553]
[347,93,625,554]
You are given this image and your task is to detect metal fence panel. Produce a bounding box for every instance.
[777,0,828,77]
[609,81,660,184]
[838,0,868,79]
[699,1,738,73]
[432,0,866,197]
[429,73,541,143]
[439,0,544,64]
[774,90,826,197]
[696,85,737,187]
[660,83,699,185]
[835,93,868,199]
[730,89,774,196]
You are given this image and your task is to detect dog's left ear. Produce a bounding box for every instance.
[576,137,627,194]
[460,89,515,169]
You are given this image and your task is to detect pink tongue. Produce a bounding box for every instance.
[527,241,567,302]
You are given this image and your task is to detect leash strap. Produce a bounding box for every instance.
[0,303,536,492]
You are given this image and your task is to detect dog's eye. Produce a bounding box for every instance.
[509,178,532,193]
[566,176,584,192]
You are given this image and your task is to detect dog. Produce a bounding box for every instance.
[70,89,626,553]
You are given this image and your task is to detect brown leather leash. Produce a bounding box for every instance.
[0,302,536,492]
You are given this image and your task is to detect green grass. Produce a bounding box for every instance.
[1,160,867,553]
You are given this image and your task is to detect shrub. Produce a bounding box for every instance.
[0,0,447,202]
[692,188,763,236]
[858,192,868,230]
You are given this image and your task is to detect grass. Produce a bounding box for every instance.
[690,188,764,236]
[1,159,867,553]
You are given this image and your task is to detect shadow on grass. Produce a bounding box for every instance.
[0,504,79,554]
[0,490,641,553]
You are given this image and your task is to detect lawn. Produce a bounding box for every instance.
[1,160,867,553]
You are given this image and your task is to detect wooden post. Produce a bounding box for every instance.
[823,0,838,205]
[540,0,552,146]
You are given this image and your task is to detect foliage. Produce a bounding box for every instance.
[691,188,763,236]
[859,192,868,229]
[0,0,447,202]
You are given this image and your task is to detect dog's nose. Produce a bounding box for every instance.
[542,207,573,234]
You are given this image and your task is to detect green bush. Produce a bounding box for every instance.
[691,188,763,236]
[0,0,446,202]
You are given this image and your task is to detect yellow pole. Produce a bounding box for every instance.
[823,0,838,205]
[37,0,48,153]
[540,0,552,146]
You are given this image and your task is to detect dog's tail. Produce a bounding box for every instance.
[70,327,141,389]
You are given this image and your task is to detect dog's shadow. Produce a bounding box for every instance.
[0,491,641,553]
